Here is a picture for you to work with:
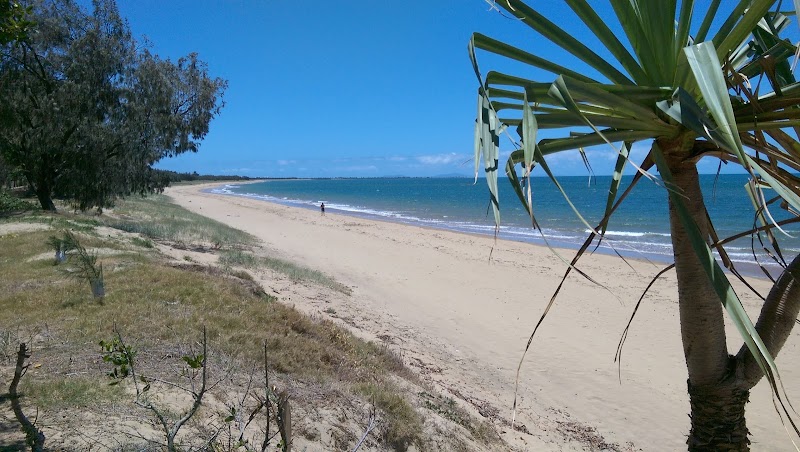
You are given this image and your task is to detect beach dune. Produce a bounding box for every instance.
[166,183,799,451]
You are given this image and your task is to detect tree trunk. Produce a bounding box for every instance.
[35,187,56,211]
[32,178,55,211]
[686,379,750,451]
[669,161,729,383]
[22,159,57,211]
[666,157,750,449]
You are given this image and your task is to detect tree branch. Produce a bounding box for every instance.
[261,340,271,452]
[736,253,800,389]
[134,399,171,440]
[351,403,378,452]
[9,343,46,452]
[167,326,208,447]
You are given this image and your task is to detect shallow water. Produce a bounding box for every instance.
[213,174,800,278]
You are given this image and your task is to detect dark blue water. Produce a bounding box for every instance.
[213,175,800,274]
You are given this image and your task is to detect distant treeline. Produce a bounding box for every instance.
[1,166,255,194]
[157,170,255,183]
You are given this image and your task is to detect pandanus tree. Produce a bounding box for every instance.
[472,0,800,450]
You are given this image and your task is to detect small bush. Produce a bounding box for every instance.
[131,236,154,248]
[0,190,37,212]
[356,382,422,451]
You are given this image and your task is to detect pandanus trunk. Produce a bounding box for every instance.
[686,380,750,451]
[667,158,750,450]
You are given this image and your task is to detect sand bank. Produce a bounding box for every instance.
[165,182,799,451]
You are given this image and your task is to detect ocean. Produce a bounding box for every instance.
[211,174,800,277]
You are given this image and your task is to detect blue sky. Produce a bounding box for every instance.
[102,1,783,178]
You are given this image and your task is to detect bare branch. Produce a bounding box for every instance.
[168,326,208,448]
[9,343,46,452]
[352,402,378,452]
[262,341,271,452]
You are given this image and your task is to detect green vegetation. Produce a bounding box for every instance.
[356,382,421,450]
[472,1,800,449]
[0,0,226,211]
[20,376,124,411]
[0,1,32,45]
[48,230,105,299]
[0,190,36,213]
[219,249,260,267]
[155,170,256,184]
[261,255,353,295]
[130,236,153,248]
[101,194,255,247]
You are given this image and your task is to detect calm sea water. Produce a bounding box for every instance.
[212,175,800,276]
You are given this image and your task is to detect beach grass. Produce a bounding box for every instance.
[0,197,434,450]
[218,248,259,267]
[130,236,154,248]
[100,194,255,248]
[220,249,353,295]
[19,376,125,411]
[356,382,423,449]
[11,212,101,232]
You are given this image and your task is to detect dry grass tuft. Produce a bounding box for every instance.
[357,382,423,451]
[220,249,353,295]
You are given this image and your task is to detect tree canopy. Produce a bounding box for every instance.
[0,0,227,210]
[0,1,32,45]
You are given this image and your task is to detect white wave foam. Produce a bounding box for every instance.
[585,229,671,238]
[211,186,788,272]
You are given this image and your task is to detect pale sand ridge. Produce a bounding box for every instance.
[166,182,800,451]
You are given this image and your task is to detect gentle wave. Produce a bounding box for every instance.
[213,187,464,228]
[210,182,790,274]
[586,229,672,238]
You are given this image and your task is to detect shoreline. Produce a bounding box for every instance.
[205,182,782,280]
[166,182,799,451]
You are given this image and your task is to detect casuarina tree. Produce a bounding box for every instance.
[0,0,226,211]
[471,1,800,450]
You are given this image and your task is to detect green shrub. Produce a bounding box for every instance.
[131,236,154,248]
[0,190,37,212]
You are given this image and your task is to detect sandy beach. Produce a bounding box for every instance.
[166,182,800,451]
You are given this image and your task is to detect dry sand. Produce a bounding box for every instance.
[166,182,800,451]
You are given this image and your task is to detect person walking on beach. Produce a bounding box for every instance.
[320,202,325,215]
